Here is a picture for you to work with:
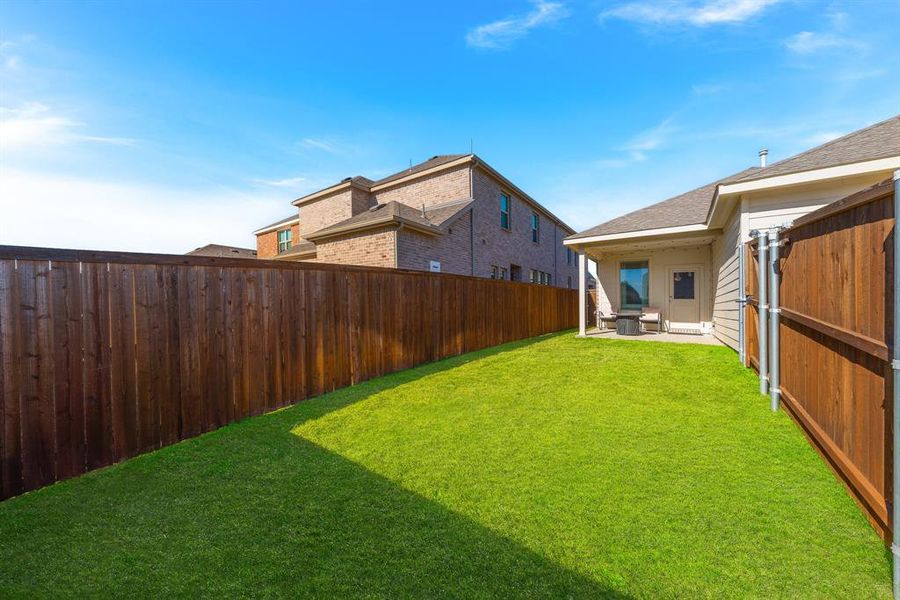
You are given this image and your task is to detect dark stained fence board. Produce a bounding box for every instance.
[743,182,894,540]
[0,247,578,499]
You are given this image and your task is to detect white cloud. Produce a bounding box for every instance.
[251,176,309,188]
[600,0,780,27]
[0,168,287,253]
[466,1,569,49]
[0,103,137,149]
[300,137,341,153]
[593,118,678,168]
[784,31,864,54]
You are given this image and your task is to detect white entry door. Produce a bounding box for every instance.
[667,267,700,331]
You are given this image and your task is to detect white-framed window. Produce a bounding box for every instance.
[499,267,508,280]
[500,193,511,230]
[490,265,498,279]
[566,248,573,265]
[531,212,540,243]
[620,260,650,310]
[529,269,537,284]
[567,275,572,289]
[277,229,292,253]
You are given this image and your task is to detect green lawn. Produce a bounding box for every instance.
[0,332,889,598]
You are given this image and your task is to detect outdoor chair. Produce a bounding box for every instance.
[597,310,617,330]
[639,307,663,334]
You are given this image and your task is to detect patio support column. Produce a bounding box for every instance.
[756,229,769,396]
[891,168,900,600]
[578,250,587,336]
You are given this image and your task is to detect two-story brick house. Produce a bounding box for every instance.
[254,154,578,287]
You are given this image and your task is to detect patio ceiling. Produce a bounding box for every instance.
[580,231,719,260]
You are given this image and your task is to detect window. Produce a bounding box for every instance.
[567,275,572,289]
[566,248,573,265]
[277,229,292,253]
[619,260,649,310]
[499,193,510,229]
[539,272,546,285]
[529,269,537,284]
[499,267,508,280]
[531,212,540,243]
[546,273,551,286]
[510,264,521,281]
[490,265,498,279]
[672,271,695,299]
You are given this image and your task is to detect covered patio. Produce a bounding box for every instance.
[567,228,722,341]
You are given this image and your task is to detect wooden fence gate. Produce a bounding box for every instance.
[744,179,895,539]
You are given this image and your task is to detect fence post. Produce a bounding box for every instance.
[769,227,781,412]
[892,169,900,600]
[755,230,769,396]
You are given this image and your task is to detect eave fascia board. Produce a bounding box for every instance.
[369,156,474,192]
[292,180,367,206]
[563,223,709,246]
[253,217,300,236]
[306,217,441,242]
[717,156,900,196]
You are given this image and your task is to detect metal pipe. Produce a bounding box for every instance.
[738,237,746,365]
[891,169,900,600]
[756,229,769,395]
[769,227,781,411]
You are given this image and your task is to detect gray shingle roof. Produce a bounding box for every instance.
[187,244,258,258]
[567,114,900,241]
[736,115,900,182]
[568,167,759,239]
[306,198,473,241]
[254,214,298,233]
[371,155,469,187]
[274,240,317,258]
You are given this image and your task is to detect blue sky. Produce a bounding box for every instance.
[1,0,898,252]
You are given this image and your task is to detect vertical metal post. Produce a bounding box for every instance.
[577,250,587,336]
[756,230,769,395]
[738,239,746,365]
[891,169,900,600]
[769,227,781,411]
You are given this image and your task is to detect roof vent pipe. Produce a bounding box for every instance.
[759,148,768,168]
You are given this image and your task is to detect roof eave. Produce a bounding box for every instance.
[564,223,710,247]
[305,216,442,242]
[253,217,299,235]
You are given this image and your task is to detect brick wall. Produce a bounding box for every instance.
[299,189,359,238]
[373,164,471,209]
[257,230,278,258]
[314,226,397,268]
[471,167,576,288]
[397,210,473,275]
[256,222,300,259]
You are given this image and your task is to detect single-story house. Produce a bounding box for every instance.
[564,114,900,352]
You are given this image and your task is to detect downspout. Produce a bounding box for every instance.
[891,168,900,600]
[755,229,769,396]
[469,162,476,276]
[768,227,781,412]
[738,237,746,365]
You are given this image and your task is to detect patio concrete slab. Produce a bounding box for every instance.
[579,327,725,345]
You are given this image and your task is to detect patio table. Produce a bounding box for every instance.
[615,312,641,335]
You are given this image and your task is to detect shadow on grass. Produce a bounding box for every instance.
[1,332,630,598]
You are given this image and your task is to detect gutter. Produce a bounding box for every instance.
[892,169,900,599]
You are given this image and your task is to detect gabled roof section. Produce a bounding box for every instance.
[253,214,299,235]
[272,240,317,260]
[567,167,758,240]
[735,115,900,182]
[372,155,469,187]
[306,198,474,241]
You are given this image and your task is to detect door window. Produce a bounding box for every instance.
[672,271,695,299]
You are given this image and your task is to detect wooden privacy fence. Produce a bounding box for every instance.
[745,179,894,538]
[0,246,578,500]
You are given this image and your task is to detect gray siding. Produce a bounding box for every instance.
[711,205,741,350]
